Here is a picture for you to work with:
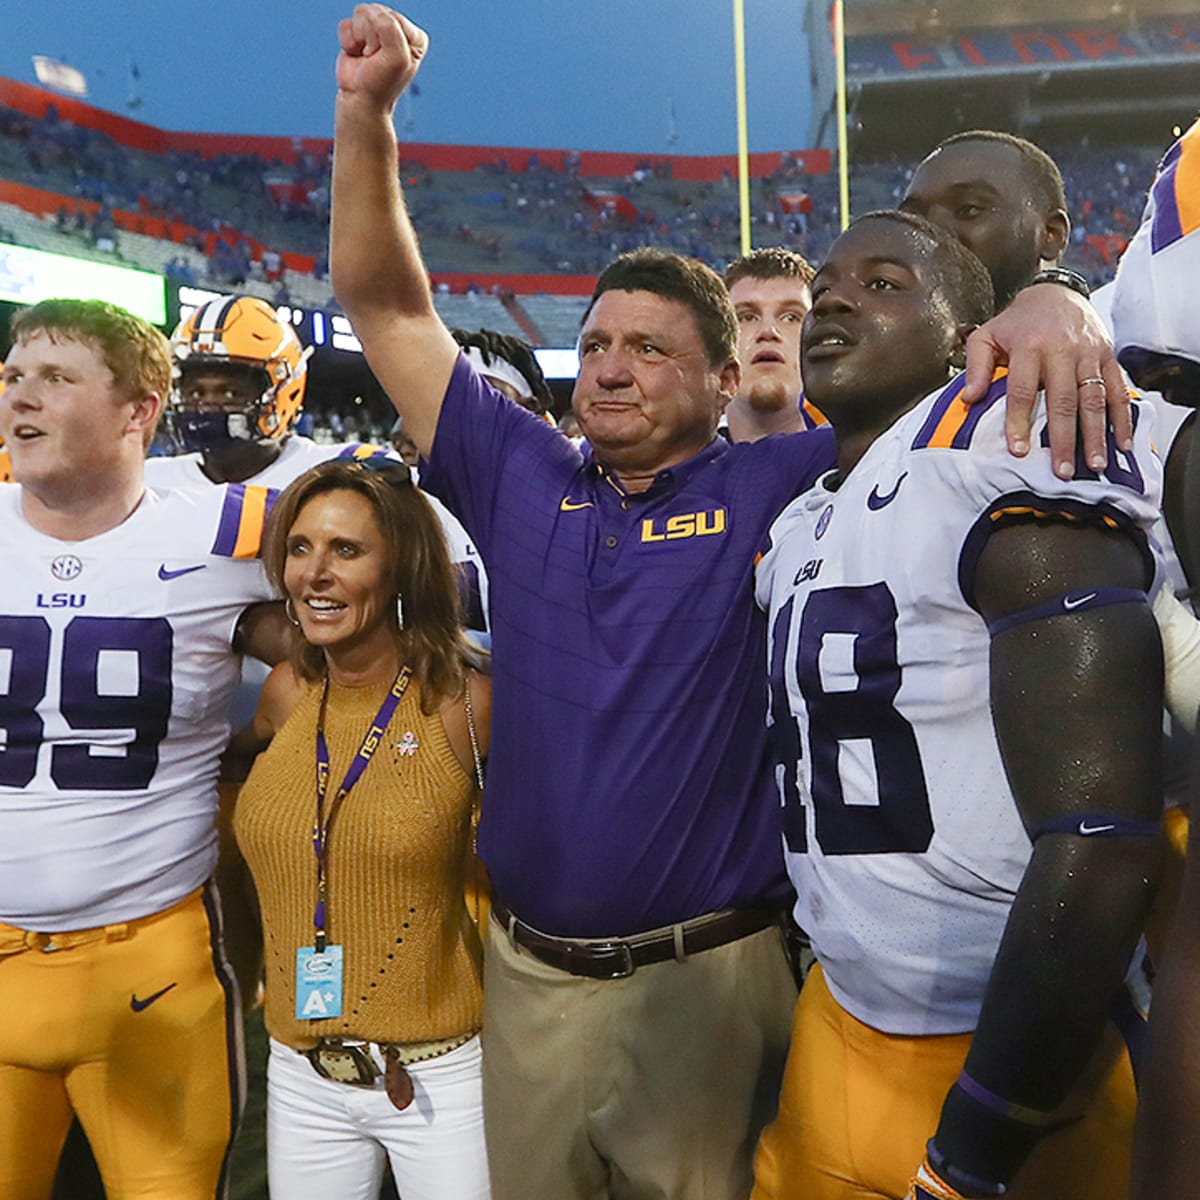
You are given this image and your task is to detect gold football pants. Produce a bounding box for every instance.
[753,964,1137,1200]
[0,886,244,1200]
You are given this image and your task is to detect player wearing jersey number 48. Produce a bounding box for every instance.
[753,213,1164,1200]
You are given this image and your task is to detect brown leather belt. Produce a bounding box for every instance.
[491,897,778,980]
[304,1033,475,1085]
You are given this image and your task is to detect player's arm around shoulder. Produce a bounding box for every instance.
[331,4,457,457]
[233,600,291,666]
[963,282,1131,479]
[221,662,308,784]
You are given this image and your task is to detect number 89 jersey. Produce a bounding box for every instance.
[754,375,1161,1036]
[0,483,276,930]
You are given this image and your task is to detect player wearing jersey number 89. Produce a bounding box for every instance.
[0,299,286,1200]
[753,213,1164,1200]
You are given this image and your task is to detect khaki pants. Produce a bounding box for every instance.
[752,964,1137,1200]
[482,913,797,1200]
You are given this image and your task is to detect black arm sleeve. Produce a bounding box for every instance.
[933,517,1164,1187]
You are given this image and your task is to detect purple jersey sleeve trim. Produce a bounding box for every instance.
[957,490,1153,611]
[1151,139,1184,253]
[211,484,247,557]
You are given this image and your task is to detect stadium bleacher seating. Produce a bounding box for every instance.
[0,82,1175,350]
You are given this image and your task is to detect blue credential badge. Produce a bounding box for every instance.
[295,946,344,1020]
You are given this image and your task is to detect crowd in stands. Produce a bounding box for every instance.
[0,94,1170,319]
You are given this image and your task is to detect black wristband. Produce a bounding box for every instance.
[1023,266,1091,299]
[931,1081,1047,1191]
[926,1138,1006,1199]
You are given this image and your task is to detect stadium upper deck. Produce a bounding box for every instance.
[843,1,1200,151]
[0,4,1193,346]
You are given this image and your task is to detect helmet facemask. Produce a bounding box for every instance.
[168,296,310,455]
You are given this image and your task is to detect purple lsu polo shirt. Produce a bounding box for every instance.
[422,354,835,937]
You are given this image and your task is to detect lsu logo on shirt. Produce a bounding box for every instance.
[640,508,727,543]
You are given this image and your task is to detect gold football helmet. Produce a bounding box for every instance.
[170,295,311,451]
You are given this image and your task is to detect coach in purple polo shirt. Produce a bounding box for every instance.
[330,10,1135,1198]
[334,25,826,1200]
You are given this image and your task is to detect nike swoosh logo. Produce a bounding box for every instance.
[559,498,594,512]
[1079,821,1116,836]
[130,982,178,1012]
[1063,592,1097,611]
[866,472,907,511]
[158,564,206,581]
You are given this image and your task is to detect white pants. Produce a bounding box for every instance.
[266,1035,490,1200]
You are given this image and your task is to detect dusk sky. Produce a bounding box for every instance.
[2,2,816,154]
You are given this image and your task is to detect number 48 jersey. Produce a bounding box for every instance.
[0,483,276,930]
[754,375,1162,1036]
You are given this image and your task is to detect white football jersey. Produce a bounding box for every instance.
[1094,279,1193,594]
[755,374,1162,1036]
[144,434,388,491]
[147,436,488,632]
[0,484,275,928]
[1096,276,1195,460]
[1112,117,1200,383]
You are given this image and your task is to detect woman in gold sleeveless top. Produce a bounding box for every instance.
[230,458,490,1199]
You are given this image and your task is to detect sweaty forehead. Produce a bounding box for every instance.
[822,218,937,273]
[16,327,88,352]
[908,141,1029,196]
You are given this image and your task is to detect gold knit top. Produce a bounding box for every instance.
[234,674,482,1050]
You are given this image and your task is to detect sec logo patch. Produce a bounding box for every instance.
[51,555,83,581]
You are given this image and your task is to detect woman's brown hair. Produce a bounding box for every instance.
[262,459,485,709]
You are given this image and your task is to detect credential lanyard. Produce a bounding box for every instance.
[312,666,413,951]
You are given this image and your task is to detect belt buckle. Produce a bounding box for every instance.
[570,939,635,979]
[307,1042,380,1086]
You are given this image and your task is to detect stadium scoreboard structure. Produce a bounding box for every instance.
[0,240,166,324]
[174,284,580,380]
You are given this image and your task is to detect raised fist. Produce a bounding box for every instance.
[336,5,429,109]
